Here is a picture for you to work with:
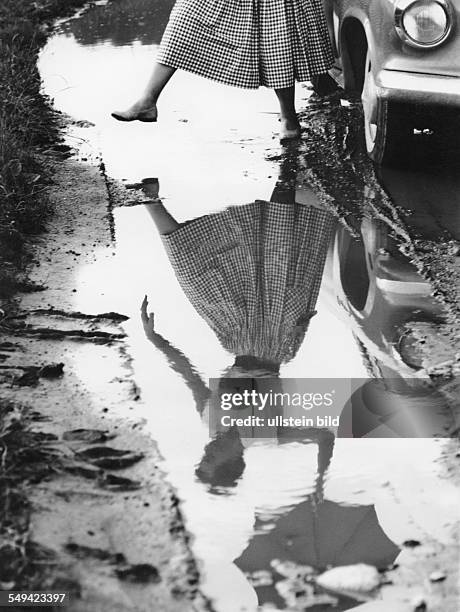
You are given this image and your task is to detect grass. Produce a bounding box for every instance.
[0,0,88,297]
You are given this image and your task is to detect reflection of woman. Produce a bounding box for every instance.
[141,157,336,496]
[137,170,410,611]
[112,0,335,139]
[142,173,335,380]
[140,155,335,471]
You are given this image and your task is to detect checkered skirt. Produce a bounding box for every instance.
[162,201,334,364]
[156,0,334,89]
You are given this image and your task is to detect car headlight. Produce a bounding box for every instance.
[395,0,453,48]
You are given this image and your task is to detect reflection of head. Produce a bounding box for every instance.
[195,427,245,488]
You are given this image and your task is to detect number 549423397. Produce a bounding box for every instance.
[2,592,68,606]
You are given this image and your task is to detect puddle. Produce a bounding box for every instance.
[38,1,460,609]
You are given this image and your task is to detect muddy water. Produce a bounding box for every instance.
[39,1,460,610]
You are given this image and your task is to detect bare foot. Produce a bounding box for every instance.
[280,116,301,142]
[111,100,158,122]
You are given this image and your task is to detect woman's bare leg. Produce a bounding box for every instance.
[145,202,179,235]
[142,180,179,235]
[112,63,177,122]
[270,147,299,203]
[275,86,301,140]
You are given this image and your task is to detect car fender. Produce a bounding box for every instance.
[337,7,374,91]
[335,1,394,93]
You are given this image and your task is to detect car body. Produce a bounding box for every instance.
[324,0,460,163]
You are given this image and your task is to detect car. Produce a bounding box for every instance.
[324,0,460,163]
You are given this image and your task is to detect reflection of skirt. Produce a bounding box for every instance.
[162,201,334,364]
[157,0,334,89]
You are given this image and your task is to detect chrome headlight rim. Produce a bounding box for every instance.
[394,0,453,49]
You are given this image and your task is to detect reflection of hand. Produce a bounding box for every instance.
[141,295,155,337]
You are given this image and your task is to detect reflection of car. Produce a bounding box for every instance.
[324,0,460,163]
[321,213,459,436]
[321,162,460,377]
[324,217,443,377]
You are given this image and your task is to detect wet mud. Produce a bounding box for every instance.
[6,0,459,610]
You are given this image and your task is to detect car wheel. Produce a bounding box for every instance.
[361,50,412,165]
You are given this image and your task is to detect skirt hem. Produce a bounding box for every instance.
[156,55,334,90]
